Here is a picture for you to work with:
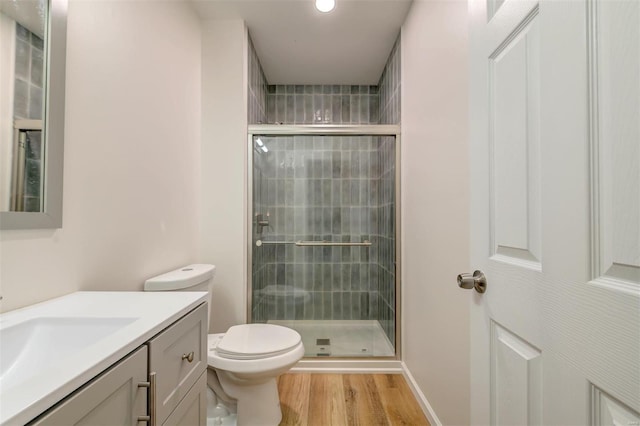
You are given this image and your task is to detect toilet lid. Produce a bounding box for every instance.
[216,324,301,360]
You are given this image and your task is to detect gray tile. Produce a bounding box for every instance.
[341,95,350,123]
[310,264,321,291]
[15,39,30,80]
[321,179,331,205]
[16,23,30,41]
[352,292,361,319]
[295,95,305,124]
[341,207,351,233]
[304,95,314,123]
[313,94,323,123]
[341,264,351,290]
[332,293,343,319]
[351,265,361,290]
[322,292,332,320]
[276,95,285,122]
[341,180,350,205]
[303,296,314,319]
[295,85,304,94]
[370,95,380,123]
[350,151,360,177]
[332,207,341,234]
[24,159,41,197]
[360,292,369,319]
[286,95,295,123]
[341,292,352,319]
[267,96,276,123]
[350,95,361,124]
[332,152,342,178]
[323,264,332,290]
[30,47,44,87]
[13,79,29,119]
[350,181,360,206]
[321,151,332,178]
[313,291,323,319]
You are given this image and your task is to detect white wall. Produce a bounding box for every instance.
[401,1,470,425]
[200,20,248,332]
[0,0,202,313]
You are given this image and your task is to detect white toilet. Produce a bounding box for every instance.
[144,264,304,426]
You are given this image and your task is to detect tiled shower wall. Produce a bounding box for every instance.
[13,23,45,212]
[378,35,401,124]
[251,136,389,324]
[247,36,268,124]
[265,85,379,125]
[374,34,400,341]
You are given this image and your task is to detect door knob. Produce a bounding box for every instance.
[457,270,487,293]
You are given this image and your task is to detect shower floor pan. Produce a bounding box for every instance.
[267,320,394,357]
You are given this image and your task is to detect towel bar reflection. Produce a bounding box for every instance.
[255,240,372,247]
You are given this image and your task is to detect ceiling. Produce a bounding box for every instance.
[192,0,412,85]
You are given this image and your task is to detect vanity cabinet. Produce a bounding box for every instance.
[148,302,207,425]
[27,303,208,426]
[29,346,148,425]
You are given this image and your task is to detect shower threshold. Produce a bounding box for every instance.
[267,320,394,357]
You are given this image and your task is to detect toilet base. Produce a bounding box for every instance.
[215,370,282,426]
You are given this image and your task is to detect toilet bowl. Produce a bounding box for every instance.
[144,265,304,426]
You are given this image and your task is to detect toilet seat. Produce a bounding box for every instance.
[215,324,301,360]
[207,325,305,375]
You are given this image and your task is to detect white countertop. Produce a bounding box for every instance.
[0,291,207,425]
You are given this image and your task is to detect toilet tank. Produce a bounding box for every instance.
[144,264,216,329]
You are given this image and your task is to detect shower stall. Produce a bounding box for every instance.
[248,125,400,358]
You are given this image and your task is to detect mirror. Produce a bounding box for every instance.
[0,0,66,229]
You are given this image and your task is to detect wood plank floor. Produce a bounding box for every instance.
[277,373,430,426]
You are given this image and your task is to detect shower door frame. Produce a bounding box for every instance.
[247,124,401,360]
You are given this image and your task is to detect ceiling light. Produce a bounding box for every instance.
[315,0,335,13]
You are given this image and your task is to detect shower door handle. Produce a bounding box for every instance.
[457,270,487,294]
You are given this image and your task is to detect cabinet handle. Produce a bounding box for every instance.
[149,372,157,426]
[182,351,194,363]
[137,416,151,422]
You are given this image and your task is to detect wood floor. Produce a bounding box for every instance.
[277,373,430,426]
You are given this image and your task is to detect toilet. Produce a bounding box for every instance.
[144,264,304,426]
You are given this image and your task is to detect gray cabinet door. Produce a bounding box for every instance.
[162,371,207,426]
[29,346,148,425]
[148,303,207,425]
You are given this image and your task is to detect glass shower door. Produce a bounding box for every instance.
[250,132,397,358]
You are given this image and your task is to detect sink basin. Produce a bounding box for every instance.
[0,317,137,390]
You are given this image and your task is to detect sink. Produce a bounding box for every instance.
[0,317,137,390]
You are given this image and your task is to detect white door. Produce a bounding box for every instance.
[469,0,640,424]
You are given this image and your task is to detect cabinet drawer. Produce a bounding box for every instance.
[148,302,207,425]
[162,370,207,426]
[29,346,148,425]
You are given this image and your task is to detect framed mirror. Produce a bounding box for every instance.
[0,0,66,229]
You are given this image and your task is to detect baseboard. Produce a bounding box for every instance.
[401,362,442,426]
[291,359,403,373]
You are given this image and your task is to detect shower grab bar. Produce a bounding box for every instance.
[255,239,371,247]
